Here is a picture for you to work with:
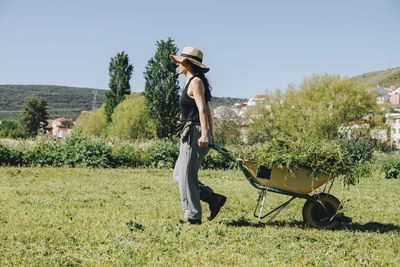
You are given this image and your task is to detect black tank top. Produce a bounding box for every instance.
[180,76,206,123]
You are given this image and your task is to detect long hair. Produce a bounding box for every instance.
[187,61,212,103]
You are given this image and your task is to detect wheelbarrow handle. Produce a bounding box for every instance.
[208,143,229,153]
[208,143,266,190]
[208,143,238,163]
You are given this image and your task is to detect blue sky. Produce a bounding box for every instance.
[0,0,399,98]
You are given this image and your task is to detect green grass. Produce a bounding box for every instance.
[351,66,400,88]
[0,167,399,265]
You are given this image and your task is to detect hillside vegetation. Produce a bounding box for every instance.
[351,67,400,88]
[0,85,105,120]
[0,84,247,120]
[209,96,248,107]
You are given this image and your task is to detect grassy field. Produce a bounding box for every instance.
[0,167,399,266]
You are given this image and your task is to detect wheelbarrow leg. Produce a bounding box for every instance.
[255,190,267,221]
[266,196,296,224]
[254,192,297,223]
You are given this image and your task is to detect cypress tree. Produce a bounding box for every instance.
[105,51,133,123]
[143,38,180,138]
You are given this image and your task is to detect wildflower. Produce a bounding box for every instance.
[371,158,375,161]
[112,142,115,145]
[140,148,144,153]
[330,130,334,134]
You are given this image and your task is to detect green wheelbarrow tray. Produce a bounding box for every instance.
[209,143,352,230]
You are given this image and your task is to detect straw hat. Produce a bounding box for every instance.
[170,46,210,73]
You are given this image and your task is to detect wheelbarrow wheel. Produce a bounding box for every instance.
[302,193,342,230]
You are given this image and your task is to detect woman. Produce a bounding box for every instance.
[170,46,227,225]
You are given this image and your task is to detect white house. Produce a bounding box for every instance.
[375,86,390,104]
[232,95,267,118]
[46,118,73,139]
[386,113,400,148]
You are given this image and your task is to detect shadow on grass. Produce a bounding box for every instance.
[226,217,400,233]
[341,221,400,234]
[225,217,267,228]
[226,217,305,228]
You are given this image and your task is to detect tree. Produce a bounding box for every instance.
[107,93,155,139]
[20,97,49,137]
[75,104,107,136]
[213,106,242,145]
[143,38,180,138]
[0,119,24,138]
[105,51,133,123]
[247,74,387,144]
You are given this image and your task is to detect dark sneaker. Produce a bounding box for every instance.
[184,219,202,225]
[206,193,227,221]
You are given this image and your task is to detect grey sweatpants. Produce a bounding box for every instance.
[173,123,213,220]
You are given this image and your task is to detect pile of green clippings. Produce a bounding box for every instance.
[231,137,373,185]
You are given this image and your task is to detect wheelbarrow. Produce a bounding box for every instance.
[209,143,351,230]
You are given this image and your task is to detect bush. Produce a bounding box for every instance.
[111,145,144,168]
[146,139,179,168]
[75,105,107,136]
[28,140,65,167]
[0,136,237,169]
[62,136,113,168]
[376,154,400,179]
[212,106,242,145]
[352,161,374,180]
[0,144,13,165]
[203,150,233,169]
[370,139,394,152]
[0,134,113,168]
[107,94,156,139]
[246,74,387,144]
[338,138,373,164]
[0,119,24,138]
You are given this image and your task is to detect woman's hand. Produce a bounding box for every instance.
[198,134,209,148]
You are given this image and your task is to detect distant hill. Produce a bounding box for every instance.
[0,85,106,120]
[0,84,248,120]
[209,96,248,107]
[351,67,400,88]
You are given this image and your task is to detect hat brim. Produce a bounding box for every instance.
[170,55,210,73]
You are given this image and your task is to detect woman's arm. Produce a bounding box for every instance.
[190,78,209,148]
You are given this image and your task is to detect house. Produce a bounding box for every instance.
[247,94,267,107]
[232,95,267,118]
[390,93,400,109]
[229,95,268,142]
[375,86,390,104]
[386,86,397,94]
[232,102,248,117]
[47,118,73,139]
[386,113,400,148]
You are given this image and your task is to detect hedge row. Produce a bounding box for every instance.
[0,135,233,170]
[1,135,398,179]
